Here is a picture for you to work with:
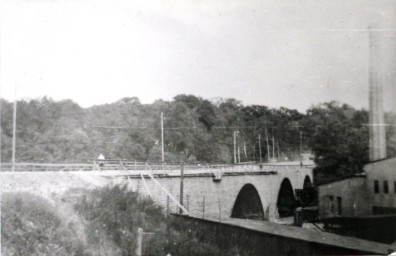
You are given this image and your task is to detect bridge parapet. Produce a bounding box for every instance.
[1,162,315,174]
[1,163,97,172]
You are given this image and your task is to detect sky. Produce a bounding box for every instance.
[0,0,395,113]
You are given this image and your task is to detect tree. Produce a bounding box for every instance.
[302,102,369,184]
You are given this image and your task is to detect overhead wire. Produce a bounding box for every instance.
[83,124,323,130]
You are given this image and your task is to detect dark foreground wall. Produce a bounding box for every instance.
[173,216,381,256]
[321,215,396,244]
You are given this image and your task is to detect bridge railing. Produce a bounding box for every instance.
[0,163,97,172]
[1,161,314,172]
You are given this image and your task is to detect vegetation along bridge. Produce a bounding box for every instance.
[2,161,313,222]
[3,161,394,254]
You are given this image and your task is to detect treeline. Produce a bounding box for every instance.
[1,95,395,181]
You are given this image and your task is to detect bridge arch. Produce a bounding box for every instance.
[231,183,264,220]
[303,175,312,189]
[277,178,296,218]
[300,175,317,206]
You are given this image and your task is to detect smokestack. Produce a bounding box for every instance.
[368,26,387,161]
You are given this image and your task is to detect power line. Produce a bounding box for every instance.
[83,125,305,130]
[84,122,372,131]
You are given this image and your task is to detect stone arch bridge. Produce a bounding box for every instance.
[111,163,314,222]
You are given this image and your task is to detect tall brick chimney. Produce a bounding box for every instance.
[369,27,387,161]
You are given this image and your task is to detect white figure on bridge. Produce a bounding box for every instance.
[97,153,105,167]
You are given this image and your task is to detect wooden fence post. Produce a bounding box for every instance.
[202,196,205,219]
[218,198,222,223]
[175,195,179,213]
[166,196,170,217]
[136,228,143,256]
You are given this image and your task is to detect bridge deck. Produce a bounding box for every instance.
[108,169,278,179]
[1,162,314,172]
[186,214,395,255]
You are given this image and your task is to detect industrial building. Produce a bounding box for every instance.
[317,27,396,244]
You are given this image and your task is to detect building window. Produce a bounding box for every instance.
[329,196,334,214]
[337,197,342,215]
[374,180,379,194]
[383,181,389,194]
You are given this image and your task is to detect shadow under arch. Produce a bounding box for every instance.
[301,175,317,207]
[231,184,264,220]
[303,175,312,189]
[277,178,296,218]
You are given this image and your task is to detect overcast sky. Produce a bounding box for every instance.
[1,0,395,112]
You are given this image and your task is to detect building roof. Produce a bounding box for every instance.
[366,156,396,165]
[317,173,367,186]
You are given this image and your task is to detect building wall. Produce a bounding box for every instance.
[318,177,370,218]
[365,157,396,214]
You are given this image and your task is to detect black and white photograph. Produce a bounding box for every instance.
[1,0,395,255]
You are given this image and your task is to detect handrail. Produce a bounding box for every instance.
[1,163,94,166]
[1,162,314,172]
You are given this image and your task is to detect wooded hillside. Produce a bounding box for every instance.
[1,95,395,181]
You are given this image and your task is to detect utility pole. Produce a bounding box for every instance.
[161,112,164,162]
[243,140,247,160]
[272,129,275,162]
[265,126,270,162]
[12,85,17,172]
[258,134,262,163]
[233,131,239,164]
[179,151,184,214]
[237,144,241,164]
[277,142,280,161]
[300,131,303,164]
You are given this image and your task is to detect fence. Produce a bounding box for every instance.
[0,163,97,172]
[0,162,213,172]
[1,161,314,175]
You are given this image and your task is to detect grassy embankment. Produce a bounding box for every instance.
[2,185,247,256]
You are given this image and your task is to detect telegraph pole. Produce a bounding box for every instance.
[243,140,247,160]
[12,85,17,172]
[179,151,184,214]
[258,134,262,163]
[300,131,303,164]
[277,142,280,161]
[233,131,239,164]
[161,112,164,162]
[237,144,241,164]
[272,129,275,162]
[265,126,270,162]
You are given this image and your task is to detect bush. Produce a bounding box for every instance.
[2,187,254,255]
[74,185,238,256]
[1,192,87,256]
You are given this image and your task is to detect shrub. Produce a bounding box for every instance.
[74,185,236,256]
[1,192,87,256]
